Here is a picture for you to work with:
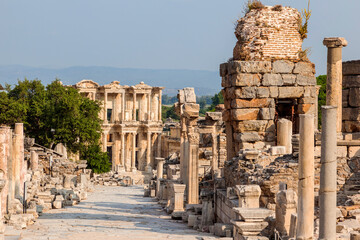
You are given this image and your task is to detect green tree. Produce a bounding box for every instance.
[162,105,180,122]
[207,91,224,112]
[317,75,326,128]
[80,144,111,173]
[0,92,26,125]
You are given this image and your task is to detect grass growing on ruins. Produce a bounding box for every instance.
[244,0,264,14]
[298,0,312,40]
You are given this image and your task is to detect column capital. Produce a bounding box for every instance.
[323,37,348,48]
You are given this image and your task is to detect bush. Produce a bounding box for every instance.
[80,144,111,173]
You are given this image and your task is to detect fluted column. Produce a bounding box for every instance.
[120,133,125,170]
[131,133,137,172]
[146,132,152,172]
[148,93,151,121]
[133,92,137,121]
[122,93,125,121]
[103,91,108,124]
[158,92,162,121]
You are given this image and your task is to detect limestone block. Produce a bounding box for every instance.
[296,74,316,86]
[343,108,360,121]
[206,112,222,121]
[254,141,266,149]
[270,146,286,156]
[233,208,273,222]
[232,120,268,132]
[256,87,270,98]
[214,223,233,237]
[234,132,262,143]
[337,146,348,158]
[183,87,196,103]
[228,61,271,74]
[293,62,315,74]
[231,109,259,121]
[266,120,276,132]
[297,103,315,114]
[278,87,304,98]
[344,75,360,88]
[188,214,198,227]
[349,88,360,107]
[231,98,273,109]
[265,132,276,142]
[299,98,316,104]
[262,73,283,86]
[344,121,360,133]
[259,108,275,120]
[224,87,235,99]
[178,90,185,104]
[273,60,294,73]
[224,98,231,109]
[234,185,261,208]
[182,103,199,118]
[349,147,360,158]
[282,74,296,85]
[235,87,257,99]
[269,87,279,98]
[303,86,318,98]
[231,220,268,236]
[275,189,297,236]
[52,200,62,209]
[230,74,261,87]
[220,63,228,77]
[222,76,231,88]
[343,60,360,75]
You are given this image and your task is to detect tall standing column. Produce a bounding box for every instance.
[120,133,125,170]
[156,133,162,158]
[114,93,120,122]
[102,131,108,152]
[131,133,137,172]
[187,128,199,204]
[211,132,218,173]
[296,114,314,240]
[323,37,347,132]
[158,92,162,121]
[277,118,293,154]
[133,92,137,121]
[122,92,125,121]
[146,132,152,172]
[14,123,23,198]
[319,106,337,240]
[148,93,151,121]
[103,92,108,124]
[112,135,118,172]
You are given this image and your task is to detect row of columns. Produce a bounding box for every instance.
[103,91,162,124]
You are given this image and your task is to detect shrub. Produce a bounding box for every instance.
[298,0,311,40]
[81,144,111,173]
[244,0,264,14]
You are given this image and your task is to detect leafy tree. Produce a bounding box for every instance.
[162,105,180,122]
[80,144,111,173]
[0,92,26,125]
[317,75,326,128]
[207,91,224,112]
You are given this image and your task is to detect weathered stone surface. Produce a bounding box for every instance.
[269,87,279,98]
[344,121,360,133]
[228,61,272,74]
[230,99,273,109]
[303,86,318,98]
[349,88,360,107]
[183,88,196,103]
[220,63,228,77]
[231,109,259,121]
[342,108,360,121]
[183,103,200,118]
[224,87,236,99]
[270,146,286,156]
[256,87,270,98]
[343,60,360,75]
[262,74,283,86]
[293,62,315,74]
[259,108,275,120]
[232,120,269,132]
[282,74,296,85]
[278,87,304,98]
[298,103,315,114]
[235,87,257,99]
[234,185,261,208]
[344,75,360,88]
[349,147,360,158]
[230,74,261,87]
[221,76,231,88]
[273,60,294,73]
[296,74,316,86]
[214,223,233,237]
[233,208,273,222]
[234,132,262,142]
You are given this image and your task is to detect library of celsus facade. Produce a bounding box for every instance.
[75,80,164,172]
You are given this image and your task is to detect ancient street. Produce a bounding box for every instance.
[5,186,218,240]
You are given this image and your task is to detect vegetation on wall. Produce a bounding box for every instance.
[317,75,327,128]
[244,0,264,14]
[298,0,311,40]
[0,79,110,173]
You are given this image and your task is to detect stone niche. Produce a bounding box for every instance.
[221,6,318,157]
[343,60,360,133]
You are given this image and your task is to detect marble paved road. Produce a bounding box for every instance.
[5,185,219,240]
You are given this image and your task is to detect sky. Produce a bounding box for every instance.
[0,0,360,75]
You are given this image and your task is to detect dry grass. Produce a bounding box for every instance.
[298,48,311,61]
[272,5,282,11]
[244,0,264,14]
[298,0,312,40]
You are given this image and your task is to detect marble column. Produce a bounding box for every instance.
[158,92,162,121]
[112,136,118,172]
[296,114,314,240]
[145,132,152,172]
[147,93,151,121]
[277,118,293,154]
[156,133,162,158]
[211,132,218,173]
[125,134,131,172]
[187,129,199,204]
[102,132,108,152]
[133,92,137,121]
[30,150,38,172]
[115,93,120,122]
[13,123,23,198]
[323,37,347,132]
[103,92,108,124]
[131,133,137,172]
[121,93,125,121]
[156,157,165,198]
[319,106,337,240]
[120,133,125,170]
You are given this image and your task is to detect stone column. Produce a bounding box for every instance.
[148,93,151,121]
[112,136,118,172]
[158,92,162,121]
[120,133,125,171]
[13,123,23,198]
[156,133,162,158]
[102,131,108,152]
[30,150,38,171]
[211,133,218,173]
[187,129,199,204]
[323,37,347,132]
[319,106,337,240]
[131,133,136,172]
[125,133,131,172]
[114,93,120,122]
[277,118,293,154]
[145,132,152,172]
[296,114,314,240]
[121,93,125,121]
[133,92,137,121]
[103,92,108,124]
[156,158,165,179]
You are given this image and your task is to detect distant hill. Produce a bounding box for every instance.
[0,65,221,96]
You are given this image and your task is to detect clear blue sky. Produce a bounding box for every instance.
[0,0,359,75]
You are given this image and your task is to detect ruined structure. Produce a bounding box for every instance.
[74,80,164,172]
[221,6,318,160]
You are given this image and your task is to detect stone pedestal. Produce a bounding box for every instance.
[296,114,314,240]
[319,106,337,240]
[323,37,347,132]
[275,188,297,237]
[277,118,293,154]
[171,183,186,219]
[234,185,261,208]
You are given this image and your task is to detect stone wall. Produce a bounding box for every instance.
[343,60,360,132]
[233,6,302,61]
[220,60,318,159]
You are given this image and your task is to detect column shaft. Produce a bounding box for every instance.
[104,92,108,124]
[133,93,137,121]
[120,133,125,168]
[131,133,136,171]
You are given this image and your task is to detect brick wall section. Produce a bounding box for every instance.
[220,60,317,158]
[342,60,360,133]
[233,6,302,61]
